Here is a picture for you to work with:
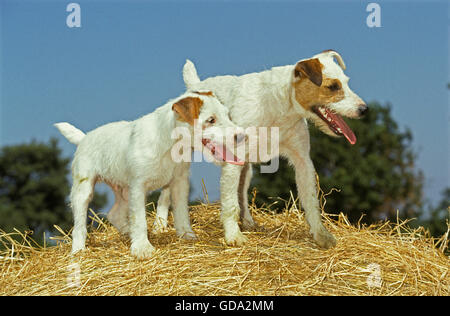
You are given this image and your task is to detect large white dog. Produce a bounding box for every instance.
[56,91,245,259]
[154,50,367,249]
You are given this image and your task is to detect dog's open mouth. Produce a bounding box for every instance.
[313,106,357,145]
[202,139,244,165]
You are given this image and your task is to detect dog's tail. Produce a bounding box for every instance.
[54,122,85,145]
[183,59,200,89]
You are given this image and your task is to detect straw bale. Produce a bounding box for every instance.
[1,198,448,296]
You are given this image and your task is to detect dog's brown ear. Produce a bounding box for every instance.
[172,97,203,125]
[294,58,323,86]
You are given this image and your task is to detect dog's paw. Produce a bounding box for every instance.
[225,231,248,246]
[178,230,198,241]
[313,228,337,249]
[130,239,155,260]
[152,219,169,234]
[241,218,263,231]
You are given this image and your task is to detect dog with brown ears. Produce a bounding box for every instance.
[55,91,246,259]
[154,50,367,249]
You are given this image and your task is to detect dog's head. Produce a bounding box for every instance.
[172,91,246,165]
[291,50,367,144]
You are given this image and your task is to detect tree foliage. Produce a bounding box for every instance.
[0,138,107,243]
[420,188,450,237]
[252,102,424,224]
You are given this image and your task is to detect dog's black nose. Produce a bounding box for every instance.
[358,104,369,116]
[234,133,247,144]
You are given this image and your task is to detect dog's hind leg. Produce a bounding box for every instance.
[238,163,257,230]
[152,187,171,234]
[70,176,95,254]
[107,185,130,234]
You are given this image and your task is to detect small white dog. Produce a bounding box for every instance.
[155,50,367,249]
[55,91,245,259]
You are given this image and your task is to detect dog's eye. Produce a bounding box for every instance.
[327,82,341,91]
[206,117,216,124]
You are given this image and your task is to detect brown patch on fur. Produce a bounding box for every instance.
[193,91,214,97]
[172,97,203,125]
[293,76,345,111]
[294,58,323,87]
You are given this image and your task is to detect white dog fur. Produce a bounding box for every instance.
[55,91,245,259]
[154,50,367,249]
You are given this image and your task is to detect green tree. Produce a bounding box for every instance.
[252,102,424,224]
[420,188,450,237]
[0,138,107,244]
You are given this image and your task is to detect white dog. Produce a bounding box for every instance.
[154,50,367,249]
[55,91,245,259]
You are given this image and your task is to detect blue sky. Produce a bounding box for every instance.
[1,0,448,212]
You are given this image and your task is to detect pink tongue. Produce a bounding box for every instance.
[214,143,244,166]
[327,110,357,145]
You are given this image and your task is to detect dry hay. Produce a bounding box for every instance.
[1,196,449,296]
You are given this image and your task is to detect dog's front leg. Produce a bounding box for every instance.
[171,163,197,240]
[285,148,336,248]
[221,163,247,246]
[282,121,336,249]
[128,181,155,259]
